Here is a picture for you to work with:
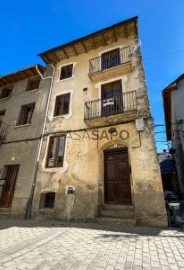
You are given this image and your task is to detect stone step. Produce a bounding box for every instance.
[96,217,136,226]
[102,204,134,211]
[100,209,134,218]
[0,208,9,215]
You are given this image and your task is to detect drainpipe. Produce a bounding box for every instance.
[25,64,55,219]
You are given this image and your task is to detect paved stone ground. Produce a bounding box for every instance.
[0,219,184,270]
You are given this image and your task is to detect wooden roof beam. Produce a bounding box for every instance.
[92,36,96,49]
[81,40,87,53]
[111,29,117,42]
[62,48,69,59]
[123,25,128,38]
[102,33,107,46]
[71,44,78,55]
[53,52,60,62]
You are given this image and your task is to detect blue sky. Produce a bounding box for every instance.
[1,0,184,152]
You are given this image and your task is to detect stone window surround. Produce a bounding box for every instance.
[57,62,77,82]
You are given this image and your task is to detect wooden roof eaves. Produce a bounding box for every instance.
[38,16,138,63]
[0,64,45,87]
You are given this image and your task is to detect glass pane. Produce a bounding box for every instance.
[56,137,65,166]
[102,85,111,99]
[113,82,121,97]
[48,137,57,167]
[60,65,73,79]
[63,95,70,114]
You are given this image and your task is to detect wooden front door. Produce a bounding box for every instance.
[0,165,19,208]
[104,148,132,205]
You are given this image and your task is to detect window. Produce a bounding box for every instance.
[44,192,55,208]
[101,49,120,70]
[0,110,5,127]
[27,78,40,91]
[0,88,12,99]
[39,192,55,209]
[60,64,73,80]
[54,94,70,116]
[17,103,35,125]
[46,135,66,168]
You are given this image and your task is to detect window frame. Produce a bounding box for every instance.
[0,110,6,127]
[59,64,73,81]
[27,78,40,92]
[0,88,12,100]
[17,103,35,126]
[101,48,120,70]
[44,192,55,208]
[54,93,70,117]
[46,135,66,168]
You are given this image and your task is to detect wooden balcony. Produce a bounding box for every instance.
[89,47,132,81]
[84,91,137,127]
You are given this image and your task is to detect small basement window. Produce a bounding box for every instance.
[60,64,73,80]
[0,88,12,99]
[44,192,55,208]
[27,78,40,91]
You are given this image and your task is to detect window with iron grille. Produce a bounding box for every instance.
[0,88,12,99]
[54,94,70,116]
[17,103,35,125]
[44,192,55,208]
[27,78,40,91]
[46,135,66,168]
[60,64,73,80]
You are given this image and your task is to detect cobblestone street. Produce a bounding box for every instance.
[0,219,184,270]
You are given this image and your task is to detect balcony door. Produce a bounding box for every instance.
[101,49,120,70]
[0,165,19,208]
[101,80,123,116]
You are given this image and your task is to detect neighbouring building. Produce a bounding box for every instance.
[158,151,178,194]
[31,16,167,227]
[0,65,51,216]
[163,74,184,196]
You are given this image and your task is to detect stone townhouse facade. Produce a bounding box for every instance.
[31,16,167,227]
[0,65,51,216]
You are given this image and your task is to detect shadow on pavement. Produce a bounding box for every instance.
[0,217,183,237]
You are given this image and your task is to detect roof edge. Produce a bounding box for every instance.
[38,16,138,57]
[0,64,45,79]
[162,73,184,92]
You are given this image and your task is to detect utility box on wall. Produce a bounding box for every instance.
[135,118,144,131]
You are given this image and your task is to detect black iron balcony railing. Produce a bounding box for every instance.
[0,122,9,141]
[89,46,131,75]
[84,91,136,120]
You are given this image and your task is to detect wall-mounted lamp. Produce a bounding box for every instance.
[108,127,117,134]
